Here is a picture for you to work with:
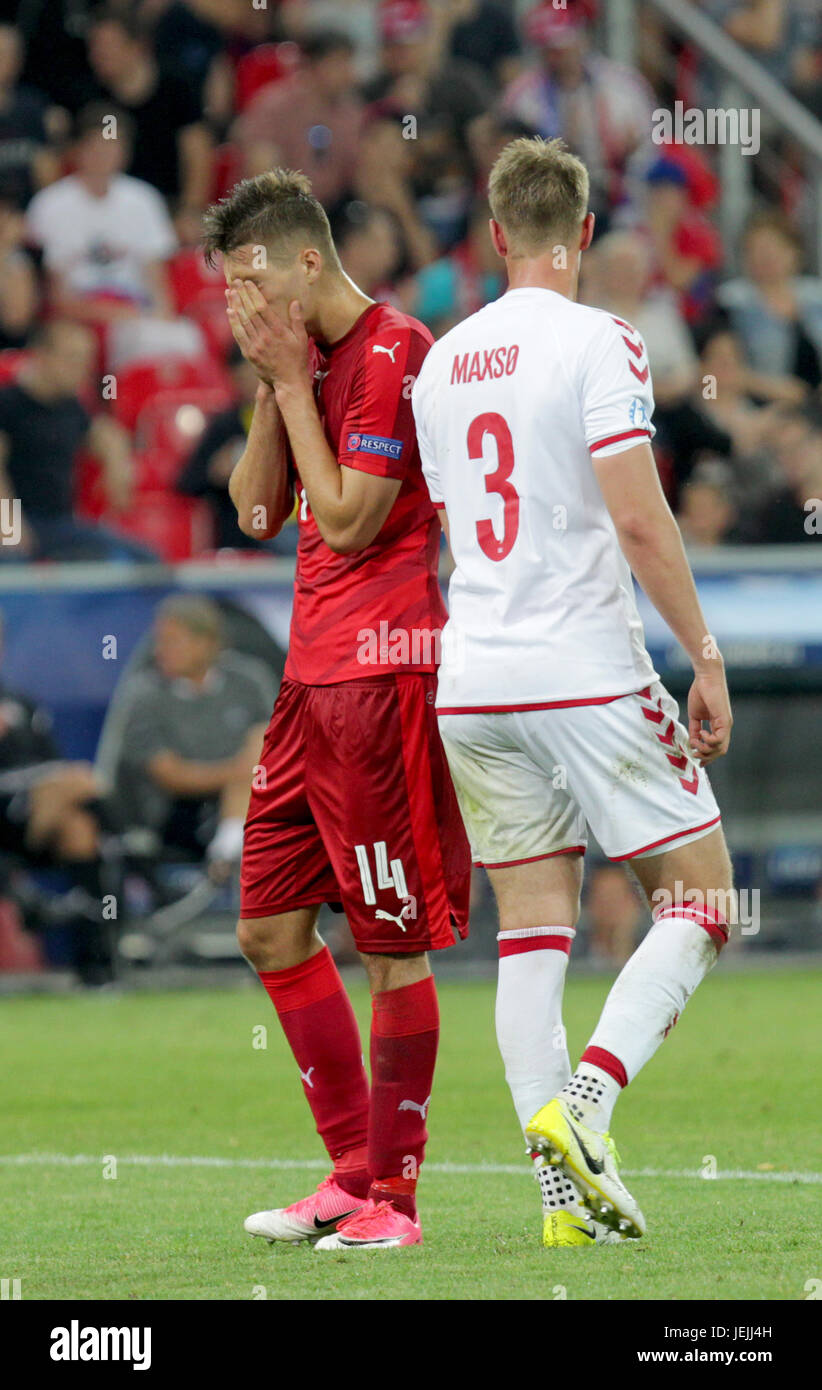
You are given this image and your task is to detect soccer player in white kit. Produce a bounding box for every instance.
[412,138,735,1247]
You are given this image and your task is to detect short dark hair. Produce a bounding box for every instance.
[202,169,340,270]
[89,6,151,45]
[300,30,355,63]
[74,100,135,149]
[329,198,391,248]
[30,318,94,352]
[743,207,804,255]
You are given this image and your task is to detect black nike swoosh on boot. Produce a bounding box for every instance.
[567,1223,596,1239]
[314,1209,358,1231]
[567,1119,606,1175]
[340,1236,395,1246]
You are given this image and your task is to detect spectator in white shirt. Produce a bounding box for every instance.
[26,103,201,368]
[501,3,654,224]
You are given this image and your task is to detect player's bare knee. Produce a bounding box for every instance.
[360,950,430,994]
[235,916,294,968]
[632,827,736,926]
[236,916,268,965]
[238,908,322,970]
[490,855,582,934]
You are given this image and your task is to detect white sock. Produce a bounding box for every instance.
[495,926,575,1133]
[558,1064,622,1134]
[567,905,729,1132]
[533,1153,584,1217]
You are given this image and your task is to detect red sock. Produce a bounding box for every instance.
[259,947,370,1199]
[368,975,439,1219]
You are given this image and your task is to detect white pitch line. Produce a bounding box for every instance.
[0,1154,820,1184]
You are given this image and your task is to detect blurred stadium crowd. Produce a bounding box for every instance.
[0,0,819,559]
[1,0,822,985]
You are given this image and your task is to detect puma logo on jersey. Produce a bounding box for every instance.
[372,340,401,362]
[299,1066,315,1088]
[376,907,409,932]
[398,1095,431,1118]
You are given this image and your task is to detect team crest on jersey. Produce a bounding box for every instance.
[347,432,404,460]
[629,396,649,429]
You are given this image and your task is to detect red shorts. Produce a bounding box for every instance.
[241,673,471,953]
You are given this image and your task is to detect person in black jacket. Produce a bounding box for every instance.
[752,400,822,545]
[0,613,115,985]
[177,346,298,553]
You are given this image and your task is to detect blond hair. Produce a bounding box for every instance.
[488,137,589,254]
[156,595,223,645]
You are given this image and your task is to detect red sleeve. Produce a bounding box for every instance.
[337,322,431,480]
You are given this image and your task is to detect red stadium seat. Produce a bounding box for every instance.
[0,349,30,384]
[167,248,225,314]
[134,386,233,489]
[234,42,300,111]
[185,291,235,359]
[167,251,234,357]
[210,142,244,202]
[108,492,215,560]
[0,897,44,972]
[74,448,107,521]
[112,357,233,432]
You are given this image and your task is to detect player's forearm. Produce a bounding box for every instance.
[274,381,363,549]
[617,513,719,672]
[739,367,807,406]
[148,751,239,796]
[229,385,293,538]
[89,417,134,508]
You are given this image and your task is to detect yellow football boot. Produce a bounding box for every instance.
[527,1097,646,1239]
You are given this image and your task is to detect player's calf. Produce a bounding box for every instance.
[539,826,734,1235]
[361,954,438,1224]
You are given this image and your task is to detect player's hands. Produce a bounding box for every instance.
[687,660,733,764]
[226,281,309,391]
[270,300,312,402]
[225,279,274,384]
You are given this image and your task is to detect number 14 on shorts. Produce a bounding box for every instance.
[354,840,413,923]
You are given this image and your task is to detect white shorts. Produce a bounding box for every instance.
[437,682,721,867]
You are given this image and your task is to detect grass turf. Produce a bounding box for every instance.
[1,969,820,1301]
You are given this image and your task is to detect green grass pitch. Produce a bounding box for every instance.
[2,968,820,1301]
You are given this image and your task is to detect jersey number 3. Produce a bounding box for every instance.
[471,412,519,561]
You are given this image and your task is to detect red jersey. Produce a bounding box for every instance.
[286,301,447,685]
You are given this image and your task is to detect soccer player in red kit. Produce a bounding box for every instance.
[202,170,471,1250]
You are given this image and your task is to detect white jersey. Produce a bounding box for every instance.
[412,286,660,710]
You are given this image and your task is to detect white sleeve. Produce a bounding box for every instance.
[25,188,74,270]
[411,365,444,509]
[132,184,178,263]
[581,313,656,458]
